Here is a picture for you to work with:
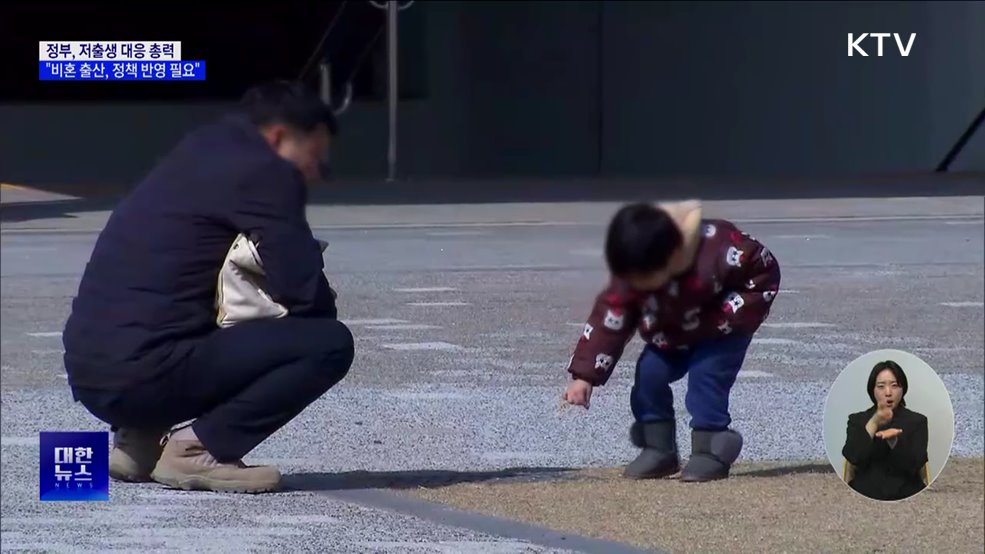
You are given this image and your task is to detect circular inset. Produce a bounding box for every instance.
[822,349,955,502]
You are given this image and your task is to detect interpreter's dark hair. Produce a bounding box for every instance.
[240,80,339,136]
[867,360,908,407]
[604,203,684,277]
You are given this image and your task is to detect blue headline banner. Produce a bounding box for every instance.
[39,60,206,81]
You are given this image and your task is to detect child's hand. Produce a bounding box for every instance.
[563,379,594,409]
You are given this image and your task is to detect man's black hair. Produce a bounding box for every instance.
[240,80,339,136]
[867,360,908,407]
[604,202,684,277]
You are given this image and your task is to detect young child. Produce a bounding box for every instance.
[562,200,781,482]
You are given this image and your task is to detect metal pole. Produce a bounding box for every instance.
[318,61,332,106]
[935,103,985,172]
[386,0,398,182]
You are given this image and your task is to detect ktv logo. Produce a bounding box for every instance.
[847,33,916,57]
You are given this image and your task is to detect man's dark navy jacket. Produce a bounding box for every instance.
[63,115,337,391]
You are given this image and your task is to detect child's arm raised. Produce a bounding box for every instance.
[565,278,641,387]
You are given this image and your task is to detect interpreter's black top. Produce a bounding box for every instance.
[63,115,336,391]
[842,405,929,501]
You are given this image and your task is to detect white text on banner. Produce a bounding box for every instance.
[38,42,182,62]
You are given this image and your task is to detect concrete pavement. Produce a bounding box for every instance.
[3,193,984,231]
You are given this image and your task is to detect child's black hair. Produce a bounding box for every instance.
[239,80,339,137]
[604,202,684,277]
[867,360,908,407]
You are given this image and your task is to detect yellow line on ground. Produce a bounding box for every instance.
[1,183,32,191]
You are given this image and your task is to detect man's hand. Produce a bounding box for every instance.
[563,379,594,409]
[875,428,903,440]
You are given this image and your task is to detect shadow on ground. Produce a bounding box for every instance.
[282,461,835,492]
[0,197,123,224]
[3,172,983,225]
[733,462,834,478]
[283,466,577,492]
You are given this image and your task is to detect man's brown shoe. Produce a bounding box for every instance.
[109,428,166,483]
[150,438,281,493]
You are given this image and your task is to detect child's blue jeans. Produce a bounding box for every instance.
[630,333,753,431]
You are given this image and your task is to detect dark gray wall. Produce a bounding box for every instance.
[1,1,982,188]
[601,0,984,177]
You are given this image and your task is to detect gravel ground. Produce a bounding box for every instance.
[407,457,985,554]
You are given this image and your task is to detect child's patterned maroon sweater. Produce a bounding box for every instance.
[567,219,781,386]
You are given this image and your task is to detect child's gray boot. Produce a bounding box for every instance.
[623,421,681,479]
[680,428,743,482]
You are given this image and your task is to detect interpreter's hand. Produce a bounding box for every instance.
[875,428,903,440]
[873,406,894,426]
[563,379,594,409]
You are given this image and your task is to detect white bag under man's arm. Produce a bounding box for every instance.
[215,233,287,328]
[215,234,332,328]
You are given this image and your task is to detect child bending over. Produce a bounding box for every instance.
[563,200,781,482]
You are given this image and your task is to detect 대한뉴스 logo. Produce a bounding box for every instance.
[39,431,110,501]
[848,33,916,57]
